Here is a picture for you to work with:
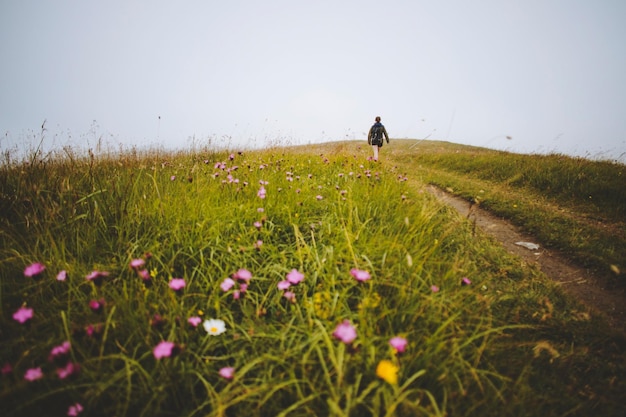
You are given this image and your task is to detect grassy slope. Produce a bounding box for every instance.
[0,142,624,416]
[386,139,626,286]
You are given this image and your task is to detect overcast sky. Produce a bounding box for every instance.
[1,0,625,161]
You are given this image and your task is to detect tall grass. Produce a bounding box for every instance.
[1,142,624,416]
[388,140,626,282]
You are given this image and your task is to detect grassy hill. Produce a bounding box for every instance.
[387,140,626,284]
[0,140,624,416]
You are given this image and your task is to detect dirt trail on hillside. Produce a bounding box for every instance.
[426,185,626,335]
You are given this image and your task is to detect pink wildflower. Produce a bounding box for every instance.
[220,278,236,291]
[24,367,43,381]
[130,258,145,269]
[283,291,296,302]
[232,268,252,282]
[332,320,357,344]
[254,221,262,229]
[24,262,45,278]
[56,362,80,379]
[219,366,235,379]
[169,278,186,291]
[89,299,104,313]
[430,285,440,293]
[67,403,84,416]
[153,341,177,359]
[257,186,266,199]
[138,269,151,283]
[2,362,13,375]
[56,270,68,281]
[85,270,109,286]
[316,195,323,200]
[277,280,291,290]
[350,268,371,282]
[461,277,472,286]
[286,269,304,285]
[49,341,71,362]
[389,337,408,353]
[188,316,202,327]
[13,306,34,324]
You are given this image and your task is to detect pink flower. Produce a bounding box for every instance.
[188,316,202,327]
[219,366,235,380]
[254,240,263,250]
[389,337,408,353]
[56,362,80,379]
[13,306,34,324]
[277,280,291,290]
[170,175,176,181]
[24,262,46,278]
[283,291,296,302]
[153,341,177,359]
[332,320,357,344]
[461,277,472,286]
[316,195,323,200]
[253,221,262,230]
[24,367,43,381]
[239,283,248,293]
[49,341,71,362]
[169,278,186,291]
[85,324,103,338]
[257,186,266,199]
[220,278,236,291]
[130,258,145,269]
[232,269,252,282]
[56,270,68,281]
[2,362,13,375]
[350,268,371,282]
[430,285,440,293]
[89,299,104,313]
[85,270,109,286]
[233,290,241,299]
[286,269,304,285]
[138,269,151,282]
[67,403,84,416]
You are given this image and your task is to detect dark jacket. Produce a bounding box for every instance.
[368,122,389,146]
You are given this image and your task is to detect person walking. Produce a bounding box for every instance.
[367,116,389,161]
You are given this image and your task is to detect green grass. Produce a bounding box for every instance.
[1,141,624,416]
[387,140,626,285]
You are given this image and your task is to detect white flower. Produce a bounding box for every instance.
[203,319,226,336]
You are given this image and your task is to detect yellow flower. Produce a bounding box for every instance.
[376,360,399,385]
[312,291,331,319]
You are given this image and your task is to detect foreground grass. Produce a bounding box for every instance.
[1,142,624,416]
[387,140,626,286]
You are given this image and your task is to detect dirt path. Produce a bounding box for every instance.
[426,185,626,335]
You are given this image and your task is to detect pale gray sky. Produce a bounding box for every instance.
[1,0,625,161]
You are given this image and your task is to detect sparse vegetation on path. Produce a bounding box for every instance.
[1,141,624,416]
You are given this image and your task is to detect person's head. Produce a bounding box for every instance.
[375,116,381,122]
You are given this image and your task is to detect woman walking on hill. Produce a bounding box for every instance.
[367,116,389,161]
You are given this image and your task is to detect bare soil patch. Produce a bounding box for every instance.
[427,185,626,335]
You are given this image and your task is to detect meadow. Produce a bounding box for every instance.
[386,140,626,286]
[0,140,624,416]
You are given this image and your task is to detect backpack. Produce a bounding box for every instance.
[371,123,383,146]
